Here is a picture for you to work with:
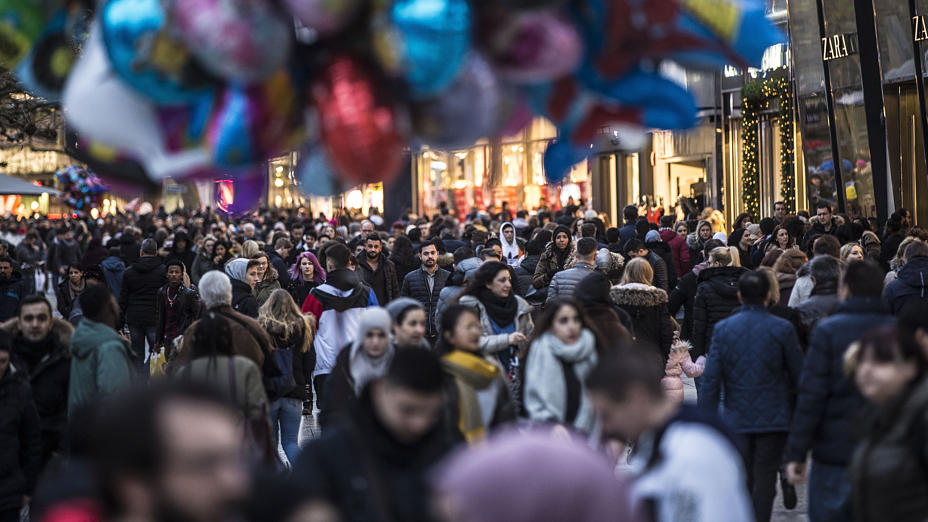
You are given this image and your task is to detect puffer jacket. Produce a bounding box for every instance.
[532,244,577,289]
[785,298,895,466]
[692,266,749,357]
[699,305,803,433]
[647,241,677,292]
[119,255,166,327]
[546,262,595,303]
[458,294,534,356]
[659,228,690,277]
[884,256,928,314]
[610,283,673,361]
[401,267,451,342]
[851,377,928,522]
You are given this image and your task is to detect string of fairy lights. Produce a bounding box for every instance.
[741,68,796,219]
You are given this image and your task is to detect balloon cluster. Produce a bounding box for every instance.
[55,165,107,209]
[6,0,783,190]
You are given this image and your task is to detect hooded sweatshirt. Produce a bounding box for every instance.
[348,308,394,394]
[302,269,378,377]
[499,222,522,268]
[884,256,928,314]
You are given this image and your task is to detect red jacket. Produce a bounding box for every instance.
[659,229,691,278]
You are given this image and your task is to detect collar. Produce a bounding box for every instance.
[421,266,438,277]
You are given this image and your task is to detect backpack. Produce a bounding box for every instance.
[264,343,297,400]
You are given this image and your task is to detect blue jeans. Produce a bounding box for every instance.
[808,461,852,522]
[269,397,302,465]
[128,325,157,379]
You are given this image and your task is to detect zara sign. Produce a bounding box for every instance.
[821,32,859,61]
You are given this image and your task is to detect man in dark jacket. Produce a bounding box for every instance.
[0,339,42,522]
[54,228,81,281]
[400,240,450,346]
[645,230,678,291]
[358,234,399,306]
[293,349,457,522]
[784,260,894,522]
[154,260,200,357]
[801,202,839,252]
[699,271,803,522]
[884,240,928,314]
[0,256,26,323]
[624,239,669,293]
[795,255,841,339]
[269,238,292,289]
[617,205,638,251]
[119,239,166,375]
[14,233,41,297]
[7,295,71,469]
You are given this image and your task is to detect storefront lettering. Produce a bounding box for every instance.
[822,33,858,61]
[914,15,928,42]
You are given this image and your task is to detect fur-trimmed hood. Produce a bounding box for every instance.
[808,214,846,228]
[610,282,668,307]
[1,316,74,348]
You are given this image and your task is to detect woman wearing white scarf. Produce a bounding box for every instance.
[499,222,522,268]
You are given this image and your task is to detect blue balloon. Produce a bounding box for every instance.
[208,87,256,167]
[295,146,339,197]
[101,0,212,105]
[543,139,587,184]
[389,0,471,98]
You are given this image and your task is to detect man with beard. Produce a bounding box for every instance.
[302,242,377,411]
[293,349,457,522]
[90,383,250,522]
[357,234,399,306]
[587,345,751,522]
[6,295,72,469]
[400,240,450,347]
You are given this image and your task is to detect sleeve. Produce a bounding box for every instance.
[388,264,400,301]
[784,327,831,462]
[301,293,323,320]
[55,285,68,317]
[523,344,563,423]
[682,355,706,378]
[97,342,133,395]
[678,241,691,274]
[532,253,548,288]
[400,273,411,297]
[154,291,164,344]
[658,305,674,360]
[668,279,686,316]
[118,270,130,323]
[654,258,669,293]
[691,290,708,357]
[480,332,512,354]
[546,274,560,304]
[20,387,42,495]
[244,363,270,422]
[782,325,804,391]
[788,277,812,307]
[697,332,722,411]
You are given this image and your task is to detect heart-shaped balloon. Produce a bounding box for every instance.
[283,0,361,36]
[485,10,582,84]
[0,0,45,68]
[312,57,407,184]
[374,0,471,98]
[101,0,214,105]
[167,0,291,84]
[63,26,212,180]
[412,53,500,149]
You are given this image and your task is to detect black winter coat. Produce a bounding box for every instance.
[785,298,895,466]
[287,278,317,312]
[0,371,41,509]
[293,388,458,522]
[691,266,749,357]
[647,241,677,292]
[357,255,400,306]
[611,284,674,361]
[268,252,290,289]
[154,284,200,344]
[119,256,166,327]
[0,272,27,323]
[231,279,259,318]
[400,267,450,341]
[851,377,928,522]
[669,268,699,341]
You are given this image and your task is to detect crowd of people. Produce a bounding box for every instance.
[1,200,927,522]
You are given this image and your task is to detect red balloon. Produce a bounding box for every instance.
[312,57,407,184]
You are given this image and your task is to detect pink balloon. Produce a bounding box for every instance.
[486,10,582,84]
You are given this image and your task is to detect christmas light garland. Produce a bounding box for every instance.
[741,68,795,219]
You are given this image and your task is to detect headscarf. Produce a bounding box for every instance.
[349,308,394,394]
[289,251,326,283]
[499,222,521,267]
[385,297,424,323]
[552,225,573,270]
[225,258,249,282]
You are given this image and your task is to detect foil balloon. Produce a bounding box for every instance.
[295,145,342,197]
[0,0,45,68]
[101,0,214,105]
[15,10,77,100]
[168,0,291,84]
[312,57,407,184]
[215,169,265,216]
[376,0,471,98]
[283,0,361,36]
[412,53,500,149]
[543,139,586,184]
[485,10,582,84]
[63,27,212,180]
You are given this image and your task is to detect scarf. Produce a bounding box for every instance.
[68,279,85,301]
[478,287,518,327]
[442,350,500,442]
[348,308,394,395]
[225,258,249,282]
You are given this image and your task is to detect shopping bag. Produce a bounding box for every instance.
[149,347,167,377]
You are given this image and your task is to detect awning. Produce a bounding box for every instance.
[0,173,60,196]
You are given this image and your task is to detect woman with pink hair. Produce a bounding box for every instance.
[288,251,326,308]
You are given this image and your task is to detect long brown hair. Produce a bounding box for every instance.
[257,289,314,352]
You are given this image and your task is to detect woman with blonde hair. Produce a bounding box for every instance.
[242,239,261,260]
[840,243,865,264]
[610,257,673,360]
[257,289,315,464]
[885,236,919,286]
[691,246,749,358]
